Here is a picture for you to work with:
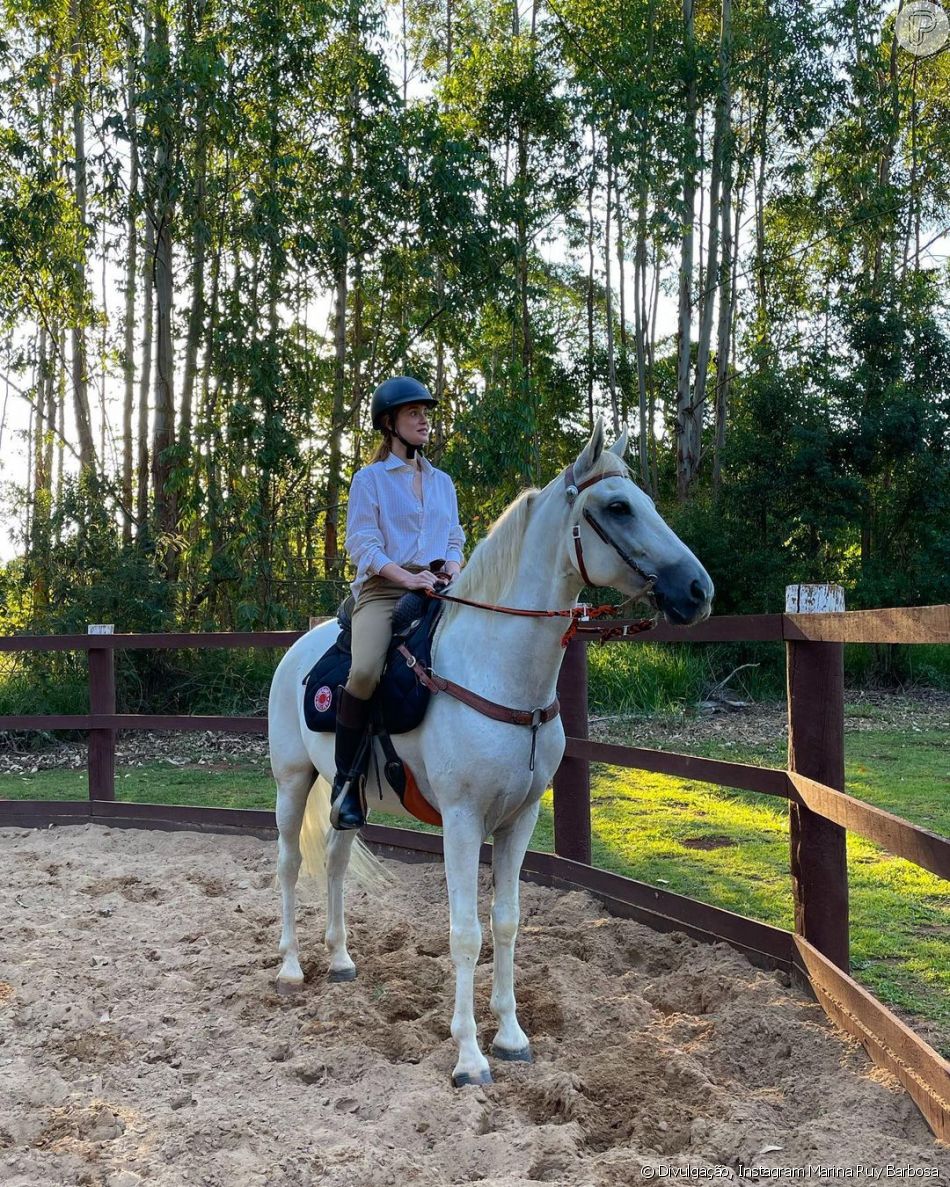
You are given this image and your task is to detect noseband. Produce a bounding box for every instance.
[563,463,659,593]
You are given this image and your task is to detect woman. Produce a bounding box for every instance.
[330,376,466,830]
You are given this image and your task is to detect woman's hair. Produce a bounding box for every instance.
[369,412,394,463]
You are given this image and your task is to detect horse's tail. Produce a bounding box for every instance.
[300,775,392,892]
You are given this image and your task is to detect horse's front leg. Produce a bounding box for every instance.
[489,800,539,1061]
[325,826,358,980]
[442,807,492,1087]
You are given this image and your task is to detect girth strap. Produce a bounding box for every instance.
[396,645,559,770]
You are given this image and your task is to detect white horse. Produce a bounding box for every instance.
[267,419,713,1086]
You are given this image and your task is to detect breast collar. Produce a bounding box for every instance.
[562,464,658,592]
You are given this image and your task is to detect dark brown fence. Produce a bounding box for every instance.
[1,600,948,1139]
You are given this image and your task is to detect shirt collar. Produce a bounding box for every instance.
[382,452,433,474]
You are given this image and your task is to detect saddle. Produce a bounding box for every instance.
[302,589,446,826]
[303,589,444,734]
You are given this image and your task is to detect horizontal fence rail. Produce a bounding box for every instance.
[1,595,948,1139]
[0,603,946,655]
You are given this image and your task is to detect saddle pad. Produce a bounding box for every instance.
[303,597,444,735]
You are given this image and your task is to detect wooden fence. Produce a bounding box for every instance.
[0,595,948,1139]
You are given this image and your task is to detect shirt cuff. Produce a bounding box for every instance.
[445,545,464,564]
[366,548,395,577]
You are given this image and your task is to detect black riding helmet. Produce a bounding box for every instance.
[370,376,437,430]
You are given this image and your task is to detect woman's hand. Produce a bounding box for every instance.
[400,568,440,591]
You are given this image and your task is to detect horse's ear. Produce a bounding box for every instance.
[609,428,629,459]
[575,416,606,479]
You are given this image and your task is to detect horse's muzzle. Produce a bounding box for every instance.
[652,561,715,626]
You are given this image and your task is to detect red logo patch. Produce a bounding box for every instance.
[314,685,333,713]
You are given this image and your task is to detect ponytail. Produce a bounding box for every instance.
[370,414,394,463]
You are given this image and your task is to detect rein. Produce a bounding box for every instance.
[424,585,617,646]
[398,461,657,767]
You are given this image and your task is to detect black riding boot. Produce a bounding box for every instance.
[329,687,371,831]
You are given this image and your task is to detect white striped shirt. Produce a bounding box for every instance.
[344,453,465,599]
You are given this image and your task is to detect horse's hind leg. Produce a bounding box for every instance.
[489,801,539,1062]
[275,764,315,989]
[325,827,358,980]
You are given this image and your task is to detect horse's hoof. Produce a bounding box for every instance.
[328,966,357,982]
[452,1068,493,1088]
[491,1044,533,1064]
[275,978,303,997]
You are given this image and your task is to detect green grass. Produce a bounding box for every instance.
[586,641,784,714]
[2,728,947,1052]
[0,762,275,811]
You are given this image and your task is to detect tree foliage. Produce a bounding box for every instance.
[0,0,947,645]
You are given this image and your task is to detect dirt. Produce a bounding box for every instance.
[1,825,947,1186]
[590,689,950,754]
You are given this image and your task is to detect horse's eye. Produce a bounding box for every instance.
[607,500,633,517]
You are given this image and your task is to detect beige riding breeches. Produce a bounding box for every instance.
[345,563,434,702]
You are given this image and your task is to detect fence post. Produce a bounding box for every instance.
[88,624,116,803]
[786,584,849,970]
[553,636,591,864]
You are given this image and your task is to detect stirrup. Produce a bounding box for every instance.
[330,772,367,831]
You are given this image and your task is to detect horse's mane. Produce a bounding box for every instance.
[440,488,538,627]
[442,449,629,625]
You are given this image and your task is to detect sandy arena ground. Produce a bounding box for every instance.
[0,824,947,1187]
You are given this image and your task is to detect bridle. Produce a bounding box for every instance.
[563,463,659,596]
[423,462,659,644]
[400,460,657,767]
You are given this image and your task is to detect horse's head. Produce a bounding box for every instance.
[563,419,714,626]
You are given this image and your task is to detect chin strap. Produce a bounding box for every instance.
[394,429,418,460]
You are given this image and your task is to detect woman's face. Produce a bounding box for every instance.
[393,402,431,447]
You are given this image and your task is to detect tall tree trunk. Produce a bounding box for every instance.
[586,123,596,430]
[872,16,901,299]
[676,0,699,501]
[712,0,733,497]
[122,19,139,543]
[137,178,155,543]
[753,74,770,355]
[180,114,207,455]
[648,238,660,496]
[633,0,656,493]
[324,9,358,578]
[432,0,453,455]
[151,5,177,575]
[54,334,66,540]
[352,253,366,461]
[512,0,538,479]
[31,327,51,610]
[615,173,628,430]
[326,257,348,577]
[69,0,97,475]
[603,140,619,436]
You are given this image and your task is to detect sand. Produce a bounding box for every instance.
[0,824,946,1187]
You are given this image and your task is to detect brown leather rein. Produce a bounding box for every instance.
[396,464,656,768]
